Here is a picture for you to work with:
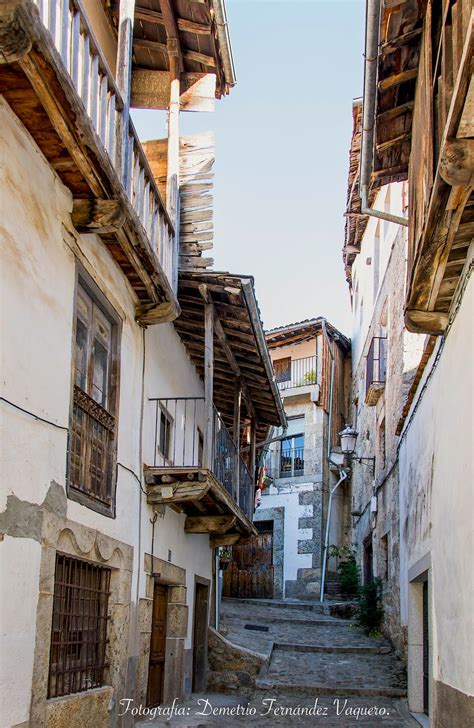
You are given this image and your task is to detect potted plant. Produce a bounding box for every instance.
[219,547,232,571]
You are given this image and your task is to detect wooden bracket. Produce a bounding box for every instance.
[210,533,241,548]
[136,301,180,326]
[184,515,237,534]
[72,199,126,233]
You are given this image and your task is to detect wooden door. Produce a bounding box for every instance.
[423,580,430,715]
[223,524,274,598]
[193,582,209,692]
[147,583,167,707]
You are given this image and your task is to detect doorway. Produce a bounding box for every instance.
[363,535,373,584]
[423,580,429,715]
[147,583,168,706]
[193,580,209,692]
[222,521,274,598]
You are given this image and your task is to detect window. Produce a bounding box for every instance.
[48,554,111,698]
[197,428,204,467]
[158,406,174,462]
[378,417,386,470]
[279,417,305,477]
[380,534,389,581]
[68,278,119,515]
[273,357,291,384]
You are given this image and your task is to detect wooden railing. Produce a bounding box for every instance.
[32,0,177,292]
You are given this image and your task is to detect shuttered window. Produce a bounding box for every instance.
[68,280,119,515]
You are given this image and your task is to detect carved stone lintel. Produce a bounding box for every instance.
[0,1,32,63]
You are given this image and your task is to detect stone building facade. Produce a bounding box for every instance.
[344,0,474,715]
[255,320,351,600]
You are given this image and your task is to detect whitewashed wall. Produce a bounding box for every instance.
[0,98,211,725]
[399,275,474,699]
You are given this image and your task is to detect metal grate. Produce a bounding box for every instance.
[48,554,111,698]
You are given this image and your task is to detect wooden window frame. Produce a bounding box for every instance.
[67,265,121,518]
[273,356,292,384]
[158,404,174,465]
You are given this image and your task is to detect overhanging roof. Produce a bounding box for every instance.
[174,271,287,436]
[266,318,350,351]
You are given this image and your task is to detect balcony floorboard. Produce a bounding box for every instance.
[144,466,256,538]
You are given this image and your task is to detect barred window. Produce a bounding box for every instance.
[48,555,111,698]
[68,279,119,515]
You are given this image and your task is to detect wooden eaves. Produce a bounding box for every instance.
[174,271,287,446]
[0,0,180,326]
[105,0,236,110]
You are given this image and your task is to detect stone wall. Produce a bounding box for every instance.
[207,628,265,695]
[349,208,425,660]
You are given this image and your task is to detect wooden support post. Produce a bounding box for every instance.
[204,303,214,469]
[233,382,241,504]
[250,418,257,483]
[167,48,180,225]
[116,0,135,189]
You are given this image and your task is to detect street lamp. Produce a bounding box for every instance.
[338,424,375,474]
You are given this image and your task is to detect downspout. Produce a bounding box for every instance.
[321,319,335,461]
[360,0,408,228]
[320,467,348,602]
[214,0,237,88]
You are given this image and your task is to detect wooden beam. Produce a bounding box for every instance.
[72,199,126,233]
[378,67,417,92]
[184,515,237,534]
[115,0,135,186]
[209,533,241,548]
[204,303,214,469]
[376,132,411,154]
[377,100,414,125]
[381,27,422,55]
[112,4,211,34]
[233,382,241,504]
[439,138,474,187]
[133,38,216,67]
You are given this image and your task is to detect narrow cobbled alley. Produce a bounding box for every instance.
[137,599,417,727]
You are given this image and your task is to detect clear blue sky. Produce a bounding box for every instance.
[132,0,365,336]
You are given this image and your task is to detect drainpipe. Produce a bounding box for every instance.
[320,467,348,602]
[360,0,408,228]
[321,319,335,461]
[214,0,236,88]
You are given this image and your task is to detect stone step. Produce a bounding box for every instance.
[273,642,392,655]
[222,597,327,613]
[255,678,407,699]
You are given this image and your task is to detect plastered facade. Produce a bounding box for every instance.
[260,337,350,599]
[0,98,212,727]
[347,181,474,724]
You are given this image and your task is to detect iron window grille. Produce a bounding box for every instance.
[48,554,111,698]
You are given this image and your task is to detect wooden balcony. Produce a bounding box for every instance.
[365,336,387,406]
[144,397,257,541]
[0,0,179,325]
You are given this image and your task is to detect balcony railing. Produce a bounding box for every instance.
[280,446,305,478]
[32,0,177,292]
[275,356,317,391]
[365,336,387,404]
[149,397,254,519]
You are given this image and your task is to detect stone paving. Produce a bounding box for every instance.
[137,598,418,728]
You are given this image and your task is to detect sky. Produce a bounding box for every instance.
[132,0,365,336]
